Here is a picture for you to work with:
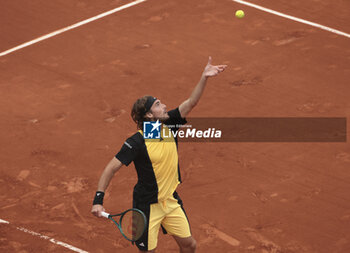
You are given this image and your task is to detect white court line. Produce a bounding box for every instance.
[233,0,350,39]
[0,218,88,253]
[0,219,10,224]
[0,0,147,57]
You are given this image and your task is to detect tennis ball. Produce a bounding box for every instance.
[235,10,245,19]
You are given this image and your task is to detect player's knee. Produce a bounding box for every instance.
[184,238,196,251]
[189,239,197,251]
[191,239,197,251]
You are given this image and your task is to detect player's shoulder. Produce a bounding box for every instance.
[167,107,181,117]
[124,132,144,149]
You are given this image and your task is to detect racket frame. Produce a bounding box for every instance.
[101,208,147,242]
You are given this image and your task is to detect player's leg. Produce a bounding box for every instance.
[161,194,195,252]
[173,235,196,253]
[134,201,164,252]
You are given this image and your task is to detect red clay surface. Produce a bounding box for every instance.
[1,0,350,252]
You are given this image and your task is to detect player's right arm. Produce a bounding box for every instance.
[91,157,123,217]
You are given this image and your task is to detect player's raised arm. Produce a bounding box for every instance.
[91,157,123,217]
[178,56,227,118]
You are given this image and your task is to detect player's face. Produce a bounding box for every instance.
[149,99,169,120]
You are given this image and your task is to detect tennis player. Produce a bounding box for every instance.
[91,57,227,252]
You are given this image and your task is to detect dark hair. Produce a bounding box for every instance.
[131,95,154,129]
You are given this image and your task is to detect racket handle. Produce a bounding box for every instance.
[101,211,110,219]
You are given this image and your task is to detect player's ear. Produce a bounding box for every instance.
[145,111,153,120]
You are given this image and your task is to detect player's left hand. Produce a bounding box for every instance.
[202,56,227,77]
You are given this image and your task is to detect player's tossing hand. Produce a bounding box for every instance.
[91,204,105,218]
[202,56,227,77]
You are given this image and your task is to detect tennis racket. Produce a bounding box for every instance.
[101,208,147,242]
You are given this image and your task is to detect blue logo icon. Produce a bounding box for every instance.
[143,120,162,139]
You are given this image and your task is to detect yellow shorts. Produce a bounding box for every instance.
[134,192,191,251]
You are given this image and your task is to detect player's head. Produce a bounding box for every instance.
[131,95,168,129]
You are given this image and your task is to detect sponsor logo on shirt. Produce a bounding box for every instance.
[124,141,132,149]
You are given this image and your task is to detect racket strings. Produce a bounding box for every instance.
[120,210,146,241]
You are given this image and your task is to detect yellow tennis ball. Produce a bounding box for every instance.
[235,10,245,19]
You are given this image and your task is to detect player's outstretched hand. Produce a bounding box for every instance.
[202,56,227,77]
[91,204,105,218]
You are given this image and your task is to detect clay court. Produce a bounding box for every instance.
[1,0,350,252]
